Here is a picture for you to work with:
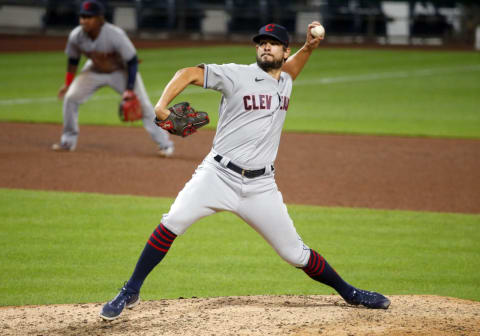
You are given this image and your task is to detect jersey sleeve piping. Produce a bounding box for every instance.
[203,64,208,89]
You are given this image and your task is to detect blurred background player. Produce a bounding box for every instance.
[52,0,174,157]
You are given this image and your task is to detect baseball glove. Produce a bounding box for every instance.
[119,91,142,122]
[154,102,209,137]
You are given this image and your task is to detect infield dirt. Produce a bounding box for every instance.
[1,122,480,335]
[1,295,480,335]
[1,122,479,213]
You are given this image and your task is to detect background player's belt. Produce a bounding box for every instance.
[214,155,273,178]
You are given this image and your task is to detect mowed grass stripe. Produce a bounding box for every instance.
[1,64,479,106]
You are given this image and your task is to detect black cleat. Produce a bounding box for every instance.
[344,288,391,309]
[100,284,140,320]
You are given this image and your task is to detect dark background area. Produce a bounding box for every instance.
[0,0,479,47]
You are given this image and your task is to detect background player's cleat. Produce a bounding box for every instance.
[157,145,174,158]
[344,288,390,309]
[100,284,140,321]
[51,142,75,152]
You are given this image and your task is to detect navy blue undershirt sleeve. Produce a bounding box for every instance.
[126,56,138,90]
[68,57,80,66]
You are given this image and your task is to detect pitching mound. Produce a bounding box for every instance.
[2,295,479,335]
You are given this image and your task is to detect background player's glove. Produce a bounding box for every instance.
[154,102,209,137]
[118,90,142,122]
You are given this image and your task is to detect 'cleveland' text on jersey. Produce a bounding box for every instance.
[243,94,290,111]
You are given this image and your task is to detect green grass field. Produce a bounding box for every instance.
[1,189,479,306]
[1,46,479,306]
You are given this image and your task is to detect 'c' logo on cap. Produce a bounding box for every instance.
[84,2,92,10]
[265,24,275,32]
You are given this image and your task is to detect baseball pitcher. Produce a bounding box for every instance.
[100,22,390,320]
[52,0,174,157]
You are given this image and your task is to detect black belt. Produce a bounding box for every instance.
[214,155,273,178]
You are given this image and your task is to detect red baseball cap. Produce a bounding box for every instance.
[252,23,290,47]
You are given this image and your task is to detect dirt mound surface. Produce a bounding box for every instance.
[1,295,479,336]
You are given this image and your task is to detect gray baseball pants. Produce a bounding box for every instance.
[60,68,172,150]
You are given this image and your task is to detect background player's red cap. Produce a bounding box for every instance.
[79,0,105,16]
[252,24,290,47]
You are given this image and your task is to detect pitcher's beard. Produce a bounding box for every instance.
[256,56,284,72]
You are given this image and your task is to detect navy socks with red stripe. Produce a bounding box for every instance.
[302,249,353,299]
[126,223,177,293]
[125,227,352,299]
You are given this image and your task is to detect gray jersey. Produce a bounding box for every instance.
[204,63,292,169]
[66,22,136,73]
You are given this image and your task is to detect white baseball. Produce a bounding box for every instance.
[311,25,325,38]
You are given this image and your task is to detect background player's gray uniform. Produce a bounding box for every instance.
[61,22,172,149]
[162,63,311,267]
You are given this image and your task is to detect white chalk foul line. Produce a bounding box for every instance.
[0,87,206,106]
[0,65,479,106]
[294,64,480,86]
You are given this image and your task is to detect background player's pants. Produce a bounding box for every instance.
[60,69,172,149]
[162,151,311,267]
